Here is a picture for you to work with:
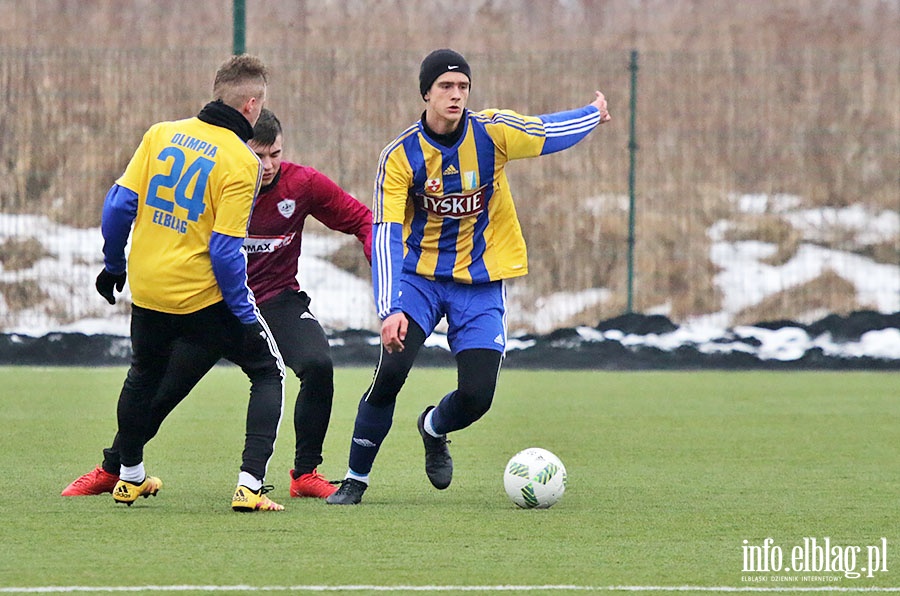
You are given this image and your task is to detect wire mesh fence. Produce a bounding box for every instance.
[0,46,897,335]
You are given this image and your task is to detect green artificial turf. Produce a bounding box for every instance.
[1,367,898,595]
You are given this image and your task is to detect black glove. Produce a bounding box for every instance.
[95,269,127,305]
[241,320,271,356]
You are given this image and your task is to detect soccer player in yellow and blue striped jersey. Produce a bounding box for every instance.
[327,49,612,505]
[82,55,286,512]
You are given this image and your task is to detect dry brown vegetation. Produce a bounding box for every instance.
[1,0,898,329]
[0,237,49,271]
[734,269,863,325]
[723,215,803,267]
[0,280,46,312]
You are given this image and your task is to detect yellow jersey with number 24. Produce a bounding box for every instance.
[116,116,262,314]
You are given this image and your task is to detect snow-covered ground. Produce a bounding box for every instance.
[696,195,898,328]
[0,195,897,362]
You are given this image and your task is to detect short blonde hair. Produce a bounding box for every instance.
[213,54,268,110]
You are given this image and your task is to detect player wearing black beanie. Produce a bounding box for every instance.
[419,48,471,99]
[327,48,611,506]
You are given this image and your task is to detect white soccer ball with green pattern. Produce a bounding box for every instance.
[503,447,567,509]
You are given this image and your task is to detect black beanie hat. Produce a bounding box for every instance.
[419,49,471,99]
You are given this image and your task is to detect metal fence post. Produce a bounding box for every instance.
[626,49,639,314]
[233,0,246,55]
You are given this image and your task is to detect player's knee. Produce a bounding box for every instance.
[364,355,412,407]
[296,353,333,383]
[457,388,494,422]
[364,370,408,408]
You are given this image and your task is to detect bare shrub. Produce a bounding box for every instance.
[723,215,802,267]
[0,280,47,311]
[734,270,862,325]
[0,237,50,270]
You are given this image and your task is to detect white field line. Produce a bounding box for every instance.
[2,586,900,593]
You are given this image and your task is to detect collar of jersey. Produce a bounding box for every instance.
[420,108,468,150]
[197,100,254,142]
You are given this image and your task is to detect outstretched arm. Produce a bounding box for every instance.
[308,171,373,263]
[488,89,612,159]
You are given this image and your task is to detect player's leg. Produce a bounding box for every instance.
[326,319,428,505]
[417,280,506,490]
[261,291,337,497]
[118,339,222,459]
[111,305,173,504]
[415,349,502,491]
[429,279,506,433]
[116,307,170,465]
[349,318,427,477]
[327,276,440,504]
[429,349,503,433]
[224,306,286,511]
[63,338,220,496]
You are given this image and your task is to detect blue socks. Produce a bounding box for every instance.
[347,397,396,477]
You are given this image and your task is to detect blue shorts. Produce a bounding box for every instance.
[400,276,507,355]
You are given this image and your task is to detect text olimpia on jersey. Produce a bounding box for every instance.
[117,117,262,314]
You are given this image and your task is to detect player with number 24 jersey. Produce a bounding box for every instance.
[115,117,262,315]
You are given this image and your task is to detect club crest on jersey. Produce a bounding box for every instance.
[277,198,296,219]
[418,184,487,219]
[426,178,442,193]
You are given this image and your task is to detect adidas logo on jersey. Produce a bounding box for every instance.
[494,334,505,345]
[442,164,459,176]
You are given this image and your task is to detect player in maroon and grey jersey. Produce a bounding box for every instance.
[245,109,372,497]
[62,109,372,500]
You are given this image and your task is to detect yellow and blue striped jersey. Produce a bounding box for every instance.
[372,104,600,318]
[116,116,262,314]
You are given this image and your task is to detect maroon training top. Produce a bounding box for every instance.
[244,161,372,305]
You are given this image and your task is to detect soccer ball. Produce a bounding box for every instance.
[503,447,567,509]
